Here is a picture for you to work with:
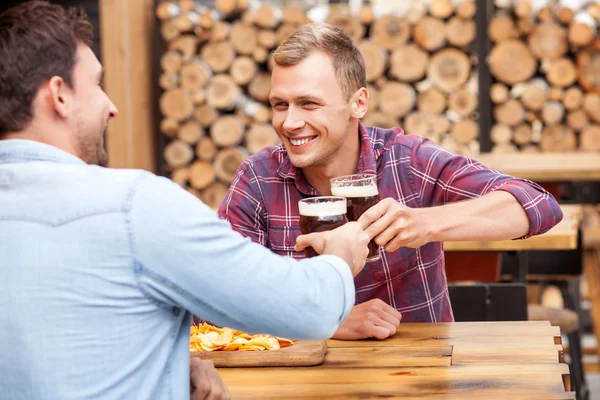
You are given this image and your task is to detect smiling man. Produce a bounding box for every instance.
[219,23,563,340]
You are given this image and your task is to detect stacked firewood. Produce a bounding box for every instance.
[359,0,480,157]
[156,0,483,208]
[488,0,600,154]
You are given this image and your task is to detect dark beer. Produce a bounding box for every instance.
[331,177,381,261]
[298,197,348,258]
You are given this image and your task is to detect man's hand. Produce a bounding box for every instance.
[357,198,432,252]
[190,358,230,400]
[333,299,402,340]
[295,221,370,276]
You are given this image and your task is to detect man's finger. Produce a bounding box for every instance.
[379,302,403,321]
[356,201,388,230]
[378,309,401,328]
[294,232,322,252]
[205,366,229,400]
[370,324,395,340]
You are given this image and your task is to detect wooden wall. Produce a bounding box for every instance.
[100,0,157,172]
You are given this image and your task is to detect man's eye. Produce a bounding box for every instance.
[302,101,316,107]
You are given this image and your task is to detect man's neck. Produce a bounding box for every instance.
[1,125,76,156]
[302,126,361,195]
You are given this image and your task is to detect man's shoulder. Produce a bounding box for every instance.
[85,165,154,194]
[365,125,430,155]
[238,144,287,176]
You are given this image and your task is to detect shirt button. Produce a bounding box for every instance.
[374,271,386,281]
[285,240,291,246]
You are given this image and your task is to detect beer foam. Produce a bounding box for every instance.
[331,185,378,198]
[299,200,347,217]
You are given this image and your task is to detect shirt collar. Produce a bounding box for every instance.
[276,121,377,195]
[0,139,86,165]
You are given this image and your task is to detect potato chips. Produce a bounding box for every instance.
[190,322,295,352]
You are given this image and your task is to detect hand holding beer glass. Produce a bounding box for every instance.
[298,196,348,258]
[297,196,370,276]
[330,174,381,262]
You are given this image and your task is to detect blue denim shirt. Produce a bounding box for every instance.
[0,139,355,400]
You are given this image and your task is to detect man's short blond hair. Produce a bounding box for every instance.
[272,23,366,101]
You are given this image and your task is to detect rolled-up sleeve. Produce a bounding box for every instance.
[408,138,563,238]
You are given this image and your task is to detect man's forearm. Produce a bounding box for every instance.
[418,191,530,242]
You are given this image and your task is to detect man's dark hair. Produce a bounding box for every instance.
[0,0,93,135]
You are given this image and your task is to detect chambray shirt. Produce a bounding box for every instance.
[219,122,563,323]
[0,139,355,400]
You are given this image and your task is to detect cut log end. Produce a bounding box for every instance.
[490,83,509,104]
[451,119,479,144]
[489,40,537,85]
[164,139,194,168]
[213,147,249,183]
[189,160,215,190]
[200,41,235,73]
[528,23,568,60]
[379,82,416,119]
[540,125,577,152]
[428,49,472,93]
[206,74,241,110]
[200,181,230,211]
[418,88,447,115]
[446,17,476,48]
[449,88,478,117]
[230,22,258,55]
[160,88,194,121]
[494,99,525,126]
[390,45,429,83]
[547,58,577,87]
[414,16,446,52]
[230,56,258,86]
[489,16,518,43]
[178,121,205,144]
[491,123,513,145]
[359,40,388,83]
[371,15,410,51]
[456,1,476,19]
[403,112,431,137]
[246,124,280,154]
[580,125,600,152]
[210,115,245,147]
[196,137,218,161]
[248,72,272,103]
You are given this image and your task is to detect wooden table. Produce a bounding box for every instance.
[476,153,600,182]
[217,321,574,399]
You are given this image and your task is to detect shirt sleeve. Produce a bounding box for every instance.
[217,160,268,246]
[407,137,563,238]
[128,174,355,340]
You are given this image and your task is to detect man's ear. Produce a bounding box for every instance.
[350,87,369,119]
[47,76,69,118]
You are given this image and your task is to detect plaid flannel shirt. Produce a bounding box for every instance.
[218,122,563,322]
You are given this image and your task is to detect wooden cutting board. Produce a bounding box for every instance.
[191,340,327,367]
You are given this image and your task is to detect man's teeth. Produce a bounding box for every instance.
[290,137,313,146]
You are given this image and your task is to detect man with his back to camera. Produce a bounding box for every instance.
[0,2,373,399]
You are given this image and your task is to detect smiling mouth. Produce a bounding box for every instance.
[289,136,317,146]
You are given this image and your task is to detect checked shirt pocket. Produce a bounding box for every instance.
[268,225,303,259]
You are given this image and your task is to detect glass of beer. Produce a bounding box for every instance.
[330,174,380,262]
[298,196,348,258]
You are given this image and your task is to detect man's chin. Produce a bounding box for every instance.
[288,154,313,169]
